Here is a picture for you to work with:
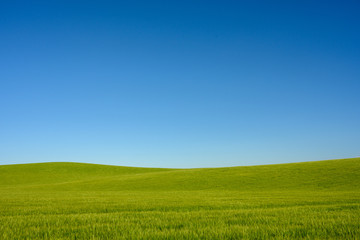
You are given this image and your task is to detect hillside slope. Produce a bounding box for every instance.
[1,158,359,192]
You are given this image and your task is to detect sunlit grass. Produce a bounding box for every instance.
[0,158,359,239]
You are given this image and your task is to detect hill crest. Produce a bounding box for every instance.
[1,158,359,192]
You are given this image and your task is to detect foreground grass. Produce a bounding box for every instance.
[0,158,359,239]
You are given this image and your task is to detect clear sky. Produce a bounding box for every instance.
[1,0,359,168]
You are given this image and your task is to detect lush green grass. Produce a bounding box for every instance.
[1,158,359,239]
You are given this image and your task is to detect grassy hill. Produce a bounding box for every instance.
[0,158,359,239]
[1,158,359,191]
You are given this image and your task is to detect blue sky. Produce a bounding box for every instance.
[1,0,359,167]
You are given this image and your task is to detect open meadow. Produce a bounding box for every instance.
[1,158,359,239]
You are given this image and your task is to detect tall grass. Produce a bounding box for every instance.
[0,158,359,239]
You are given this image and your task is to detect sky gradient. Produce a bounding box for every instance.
[1,0,359,167]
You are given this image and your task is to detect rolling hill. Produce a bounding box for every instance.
[1,158,359,239]
[1,158,359,191]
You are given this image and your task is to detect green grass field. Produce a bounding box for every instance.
[1,158,359,239]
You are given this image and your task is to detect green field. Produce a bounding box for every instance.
[1,158,359,239]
